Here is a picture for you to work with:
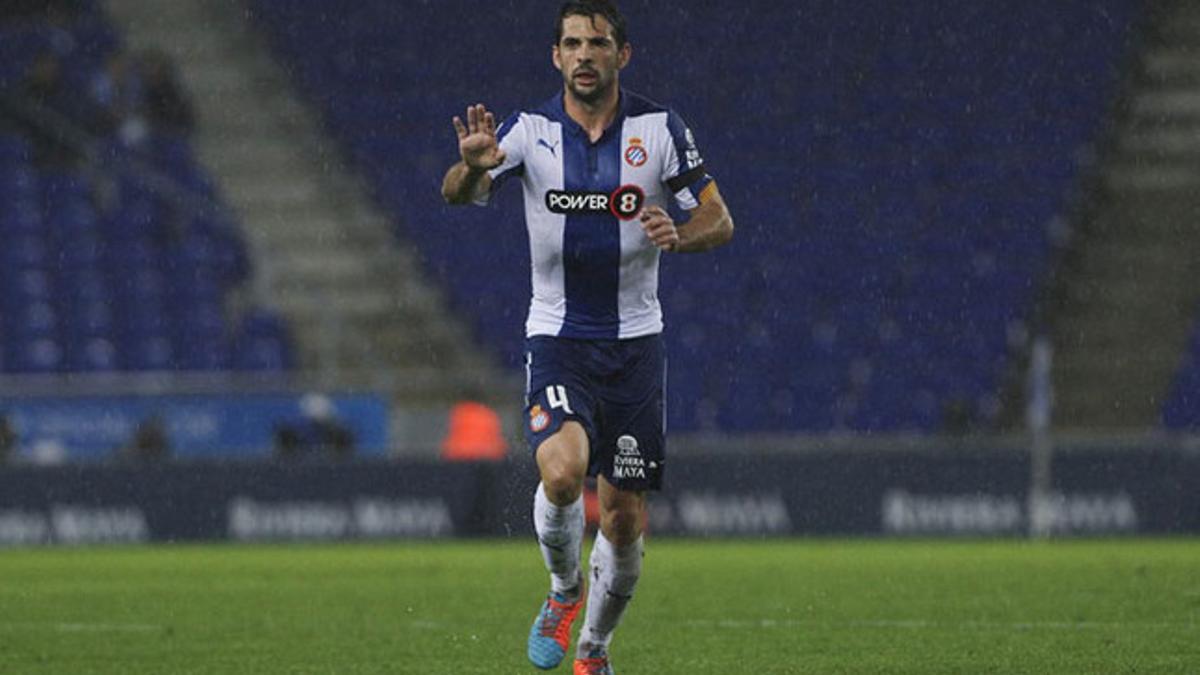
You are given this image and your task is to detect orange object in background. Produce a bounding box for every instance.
[441,400,508,461]
[583,483,600,534]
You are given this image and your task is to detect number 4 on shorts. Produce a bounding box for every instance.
[545,385,574,415]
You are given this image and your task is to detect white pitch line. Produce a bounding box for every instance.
[0,621,162,633]
[683,619,807,629]
[684,618,1195,631]
[55,622,162,633]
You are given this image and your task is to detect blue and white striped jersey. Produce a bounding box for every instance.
[478,90,714,340]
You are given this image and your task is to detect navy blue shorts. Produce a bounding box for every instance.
[523,334,666,491]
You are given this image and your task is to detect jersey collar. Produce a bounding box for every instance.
[554,89,628,143]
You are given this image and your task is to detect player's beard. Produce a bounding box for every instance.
[565,69,614,105]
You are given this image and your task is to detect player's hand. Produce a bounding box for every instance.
[452,103,506,171]
[640,206,679,252]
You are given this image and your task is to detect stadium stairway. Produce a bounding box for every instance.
[100,0,509,405]
[1048,0,1200,429]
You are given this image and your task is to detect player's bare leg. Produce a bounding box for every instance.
[528,421,589,669]
[575,475,645,674]
[536,421,589,505]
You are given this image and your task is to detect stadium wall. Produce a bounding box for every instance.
[1,444,1197,546]
[0,391,391,461]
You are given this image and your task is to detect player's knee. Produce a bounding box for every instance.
[538,449,586,503]
[601,504,644,546]
[536,425,588,504]
[541,468,584,504]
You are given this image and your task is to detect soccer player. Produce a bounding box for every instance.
[441,2,733,672]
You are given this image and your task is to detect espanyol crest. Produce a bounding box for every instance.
[624,138,648,167]
[529,404,550,433]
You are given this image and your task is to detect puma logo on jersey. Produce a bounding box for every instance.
[536,138,559,157]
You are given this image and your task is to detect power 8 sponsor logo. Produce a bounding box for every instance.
[545,185,645,220]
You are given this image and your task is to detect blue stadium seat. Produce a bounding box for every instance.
[107,238,163,273]
[106,197,168,243]
[1162,312,1200,428]
[0,134,32,166]
[122,313,172,349]
[11,300,59,339]
[66,336,120,372]
[0,199,42,237]
[124,334,175,372]
[176,338,230,371]
[0,166,38,201]
[0,24,51,89]
[57,230,105,267]
[67,299,116,339]
[2,257,52,293]
[40,168,91,204]
[232,335,291,371]
[57,267,109,304]
[8,336,64,374]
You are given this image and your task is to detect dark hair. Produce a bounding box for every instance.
[555,1,628,48]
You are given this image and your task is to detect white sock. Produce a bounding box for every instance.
[578,532,643,656]
[533,482,584,598]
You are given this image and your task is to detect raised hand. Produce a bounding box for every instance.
[453,103,507,171]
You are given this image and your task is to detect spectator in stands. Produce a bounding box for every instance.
[0,413,18,465]
[273,394,356,462]
[0,0,73,24]
[18,49,87,167]
[42,0,81,59]
[137,48,195,136]
[88,49,148,146]
[117,414,171,463]
[942,397,979,435]
[440,394,508,462]
[0,1,44,22]
[21,50,65,108]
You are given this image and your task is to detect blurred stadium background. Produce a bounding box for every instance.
[1,0,1199,545]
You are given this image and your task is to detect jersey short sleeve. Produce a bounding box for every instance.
[473,111,527,206]
[660,109,714,211]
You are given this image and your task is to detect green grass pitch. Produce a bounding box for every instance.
[1,539,1197,674]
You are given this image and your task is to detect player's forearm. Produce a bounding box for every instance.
[674,196,734,253]
[441,162,491,205]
